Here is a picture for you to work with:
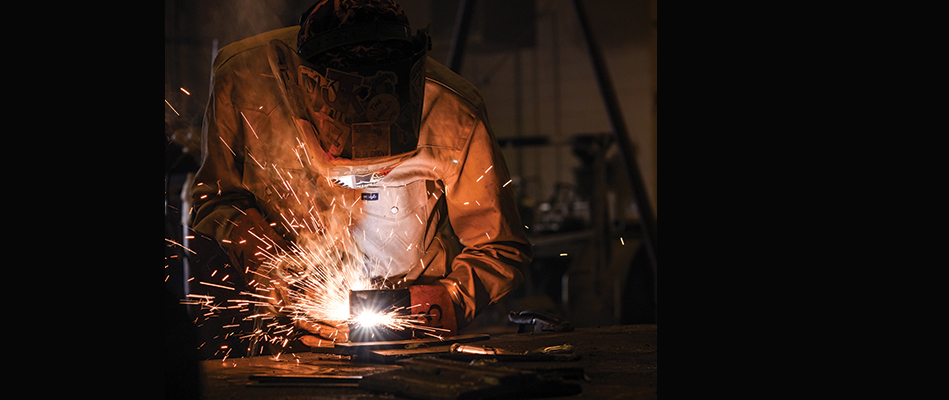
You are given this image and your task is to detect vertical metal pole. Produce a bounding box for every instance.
[570,0,657,304]
[447,0,477,73]
[181,173,195,306]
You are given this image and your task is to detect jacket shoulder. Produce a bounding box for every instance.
[212,26,299,72]
[423,58,485,113]
[420,58,488,149]
[209,27,298,112]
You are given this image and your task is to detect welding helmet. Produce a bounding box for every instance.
[268,0,430,188]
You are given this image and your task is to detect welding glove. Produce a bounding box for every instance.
[225,208,294,313]
[409,284,458,336]
[296,319,350,348]
[227,209,354,348]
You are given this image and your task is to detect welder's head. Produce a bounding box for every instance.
[268,0,430,188]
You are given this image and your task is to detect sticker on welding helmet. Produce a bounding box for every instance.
[312,108,349,156]
[298,65,352,157]
[360,71,401,122]
[322,69,367,115]
[365,93,400,122]
[297,64,323,96]
[352,122,391,159]
[361,192,379,201]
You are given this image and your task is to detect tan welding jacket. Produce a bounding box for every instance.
[191,27,532,327]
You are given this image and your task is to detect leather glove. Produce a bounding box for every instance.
[296,319,350,348]
[225,208,293,309]
[409,284,458,336]
[226,209,354,347]
[227,208,289,275]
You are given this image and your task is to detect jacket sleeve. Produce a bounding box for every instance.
[440,115,533,327]
[190,66,262,264]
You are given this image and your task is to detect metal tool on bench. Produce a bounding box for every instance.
[451,343,576,356]
[508,310,574,333]
[330,333,491,361]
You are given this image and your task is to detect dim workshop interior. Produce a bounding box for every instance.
[165,0,656,399]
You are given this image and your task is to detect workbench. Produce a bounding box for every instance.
[196,324,656,399]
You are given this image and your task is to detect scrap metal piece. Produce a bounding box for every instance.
[449,343,511,355]
[528,344,575,354]
[442,343,581,363]
[366,344,456,364]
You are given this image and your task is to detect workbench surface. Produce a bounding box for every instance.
[196,324,657,399]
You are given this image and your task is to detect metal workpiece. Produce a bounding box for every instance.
[348,289,413,342]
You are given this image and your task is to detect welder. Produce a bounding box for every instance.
[191,0,532,349]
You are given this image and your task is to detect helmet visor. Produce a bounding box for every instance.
[270,32,426,157]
